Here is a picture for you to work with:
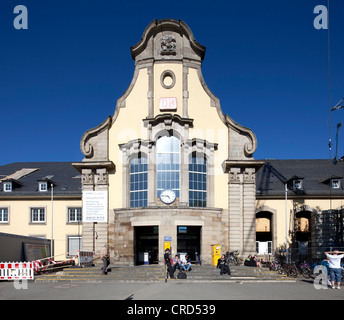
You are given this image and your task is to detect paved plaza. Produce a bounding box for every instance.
[1,278,343,301]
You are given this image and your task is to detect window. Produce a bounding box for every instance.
[0,208,9,223]
[3,182,12,192]
[189,155,207,207]
[68,208,82,222]
[68,236,82,256]
[332,179,341,189]
[31,208,45,223]
[38,181,48,192]
[156,136,180,199]
[130,155,148,207]
[293,179,303,190]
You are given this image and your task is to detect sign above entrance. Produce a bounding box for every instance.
[82,191,108,223]
[159,97,177,111]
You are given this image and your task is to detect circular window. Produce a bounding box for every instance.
[160,70,176,89]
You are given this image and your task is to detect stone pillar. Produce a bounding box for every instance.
[80,168,95,254]
[225,161,264,256]
[228,167,243,253]
[73,161,115,262]
[94,168,109,253]
[242,168,257,256]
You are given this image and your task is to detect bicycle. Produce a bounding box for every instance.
[225,250,242,266]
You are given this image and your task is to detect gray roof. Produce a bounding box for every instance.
[2,159,343,199]
[0,162,82,197]
[256,159,344,198]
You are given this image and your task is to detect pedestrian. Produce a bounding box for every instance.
[253,255,261,267]
[324,249,344,289]
[100,244,110,275]
[172,254,183,273]
[217,254,231,275]
[164,248,174,279]
[182,254,192,272]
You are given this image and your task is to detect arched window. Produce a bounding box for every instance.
[130,155,148,208]
[156,136,180,199]
[189,155,207,207]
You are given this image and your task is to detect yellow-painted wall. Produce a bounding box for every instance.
[256,198,343,249]
[0,198,82,260]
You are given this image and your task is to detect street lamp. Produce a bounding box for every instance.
[285,183,289,263]
[51,183,54,258]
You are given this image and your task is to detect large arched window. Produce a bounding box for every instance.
[130,154,148,208]
[189,155,207,207]
[156,136,180,199]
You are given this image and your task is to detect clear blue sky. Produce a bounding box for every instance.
[1,0,343,165]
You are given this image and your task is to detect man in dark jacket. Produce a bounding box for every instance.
[164,248,174,279]
[217,254,231,275]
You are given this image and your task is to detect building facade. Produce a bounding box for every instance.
[0,162,82,260]
[1,20,343,264]
[73,19,264,265]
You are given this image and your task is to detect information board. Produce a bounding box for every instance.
[82,191,108,223]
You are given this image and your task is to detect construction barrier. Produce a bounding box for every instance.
[0,262,34,280]
[33,258,75,274]
[78,251,93,267]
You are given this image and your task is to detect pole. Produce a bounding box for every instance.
[285,183,288,263]
[51,183,54,258]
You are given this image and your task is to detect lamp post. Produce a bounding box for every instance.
[285,183,289,263]
[51,183,54,258]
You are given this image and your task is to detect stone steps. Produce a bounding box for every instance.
[35,265,295,283]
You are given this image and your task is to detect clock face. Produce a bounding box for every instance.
[160,189,176,204]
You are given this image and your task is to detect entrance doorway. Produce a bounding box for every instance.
[134,226,159,265]
[177,226,201,263]
[256,211,273,255]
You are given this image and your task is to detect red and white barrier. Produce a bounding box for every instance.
[78,251,93,267]
[0,262,34,280]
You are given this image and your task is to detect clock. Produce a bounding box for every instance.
[160,189,176,204]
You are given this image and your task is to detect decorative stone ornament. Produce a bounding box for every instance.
[160,35,176,55]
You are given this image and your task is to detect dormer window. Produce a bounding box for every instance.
[3,182,12,192]
[38,181,48,192]
[320,176,342,190]
[332,179,341,189]
[293,179,303,190]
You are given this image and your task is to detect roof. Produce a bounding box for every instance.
[2,159,344,199]
[256,159,344,198]
[0,162,81,197]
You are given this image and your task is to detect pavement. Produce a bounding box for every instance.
[0,278,343,300]
[0,265,343,301]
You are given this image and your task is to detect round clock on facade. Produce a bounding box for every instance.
[160,189,176,204]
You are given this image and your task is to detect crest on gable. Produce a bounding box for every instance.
[160,35,176,55]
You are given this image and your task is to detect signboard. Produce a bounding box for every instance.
[78,251,93,266]
[82,191,108,222]
[159,97,177,111]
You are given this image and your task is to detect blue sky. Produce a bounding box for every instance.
[0,0,343,165]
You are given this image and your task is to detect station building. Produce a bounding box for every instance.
[72,18,264,265]
[1,19,343,264]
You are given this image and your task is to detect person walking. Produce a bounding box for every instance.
[100,244,110,275]
[325,250,344,289]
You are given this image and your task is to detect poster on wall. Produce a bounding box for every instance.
[82,191,108,223]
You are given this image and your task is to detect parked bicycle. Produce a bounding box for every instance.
[225,250,242,266]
